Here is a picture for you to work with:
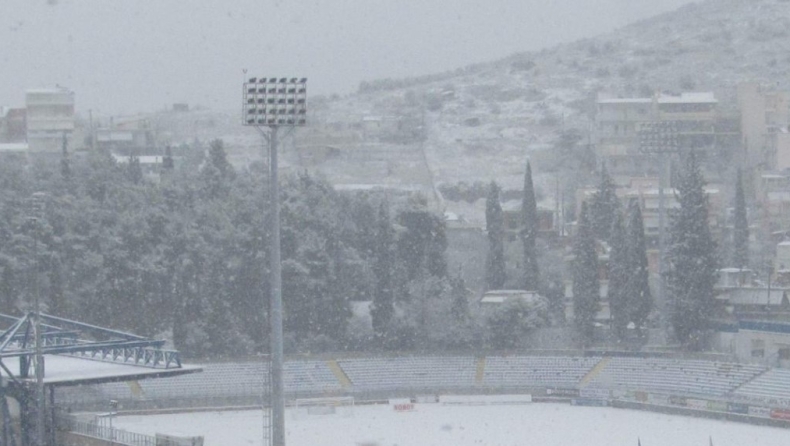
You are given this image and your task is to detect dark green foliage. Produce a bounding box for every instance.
[733,168,749,269]
[626,201,652,335]
[208,139,234,180]
[126,153,143,185]
[0,153,390,356]
[607,211,629,339]
[521,161,540,290]
[1,263,16,314]
[572,202,599,346]
[486,298,543,349]
[60,133,71,183]
[589,164,620,241]
[396,196,447,281]
[162,145,175,171]
[485,181,506,290]
[667,151,718,350]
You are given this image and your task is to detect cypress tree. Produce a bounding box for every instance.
[607,211,629,340]
[371,202,395,340]
[589,164,620,241]
[521,161,540,290]
[667,151,718,350]
[60,132,71,182]
[573,202,600,346]
[626,201,652,336]
[485,181,507,290]
[127,152,143,184]
[162,145,175,171]
[733,168,749,269]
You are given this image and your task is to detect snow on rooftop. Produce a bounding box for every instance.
[0,143,28,152]
[0,355,200,386]
[598,92,717,104]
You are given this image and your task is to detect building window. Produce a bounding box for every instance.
[779,346,790,361]
[751,339,765,358]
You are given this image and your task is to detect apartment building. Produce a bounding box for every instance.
[25,87,75,153]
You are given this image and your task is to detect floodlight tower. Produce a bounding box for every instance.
[638,120,679,343]
[242,76,307,446]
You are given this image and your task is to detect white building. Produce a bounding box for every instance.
[25,87,75,153]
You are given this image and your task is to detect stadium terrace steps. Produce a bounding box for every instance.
[586,357,767,397]
[580,357,610,387]
[57,355,790,410]
[327,359,353,389]
[475,357,486,385]
[733,368,790,402]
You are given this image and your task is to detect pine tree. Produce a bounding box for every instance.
[371,202,395,340]
[60,132,71,182]
[127,153,143,184]
[0,264,16,314]
[667,151,718,350]
[485,181,507,290]
[589,164,620,241]
[521,161,540,290]
[733,168,749,269]
[573,202,600,346]
[607,211,629,340]
[626,201,652,336]
[162,145,175,171]
[208,139,234,180]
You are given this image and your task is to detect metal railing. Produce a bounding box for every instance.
[62,416,157,446]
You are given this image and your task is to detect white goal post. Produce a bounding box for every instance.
[293,396,355,417]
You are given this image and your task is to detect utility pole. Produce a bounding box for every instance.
[639,120,679,344]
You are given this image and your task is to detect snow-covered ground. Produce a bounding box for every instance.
[113,403,789,446]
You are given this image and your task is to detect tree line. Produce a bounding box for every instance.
[0,141,552,357]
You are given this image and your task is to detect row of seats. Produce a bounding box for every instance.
[58,360,340,405]
[57,355,786,407]
[338,356,477,390]
[587,357,767,397]
[734,368,790,402]
[483,356,601,388]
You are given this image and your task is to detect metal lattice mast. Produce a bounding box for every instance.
[243,75,307,446]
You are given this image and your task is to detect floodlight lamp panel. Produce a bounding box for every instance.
[290,77,298,83]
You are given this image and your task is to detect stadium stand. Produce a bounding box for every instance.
[58,355,790,410]
[585,357,766,397]
[58,360,341,407]
[337,356,476,391]
[483,356,601,389]
[733,368,790,402]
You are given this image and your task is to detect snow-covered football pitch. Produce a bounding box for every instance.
[112,402,789,446]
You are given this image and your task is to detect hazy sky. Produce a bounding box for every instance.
[1,0,695,115]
